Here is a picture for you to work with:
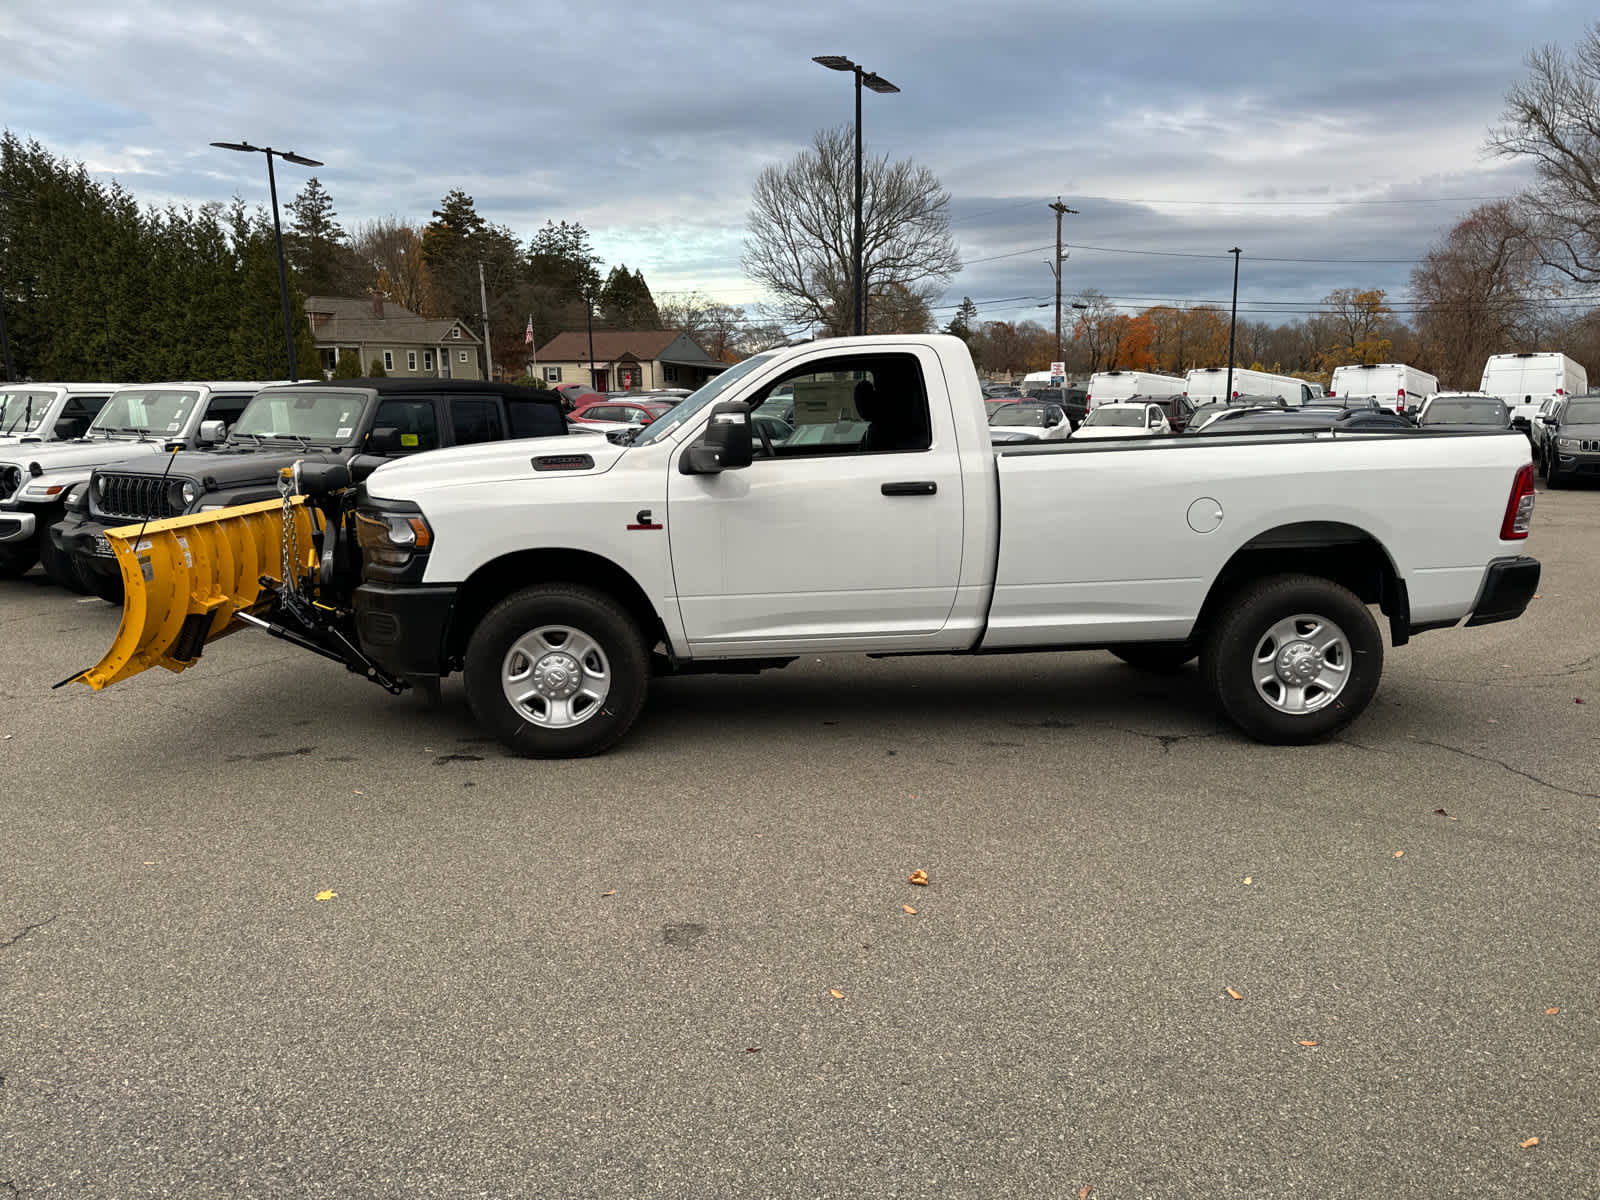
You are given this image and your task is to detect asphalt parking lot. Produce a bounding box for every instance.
[3,482,1598,1199]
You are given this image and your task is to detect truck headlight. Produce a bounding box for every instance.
[354,509,433,568]
[21,480,70,499]
[1557,436,1580,451]
[181,481,199,506]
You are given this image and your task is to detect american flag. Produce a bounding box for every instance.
[524,317,534,346]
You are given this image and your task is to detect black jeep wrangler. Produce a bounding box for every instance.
[54,378,569,603]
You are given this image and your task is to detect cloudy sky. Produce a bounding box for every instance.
[4,0,1593,336]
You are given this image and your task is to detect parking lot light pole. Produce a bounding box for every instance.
[812,55,899,336]
[210,141,323,382]
[1225,247,1242,401]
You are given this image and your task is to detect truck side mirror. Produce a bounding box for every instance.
[53,418,84,440]
[366,426,401,454]
[680,402,754,475]
[198,419,226,445]
[1539,414,1556,425]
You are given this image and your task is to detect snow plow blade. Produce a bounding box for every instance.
[71,497,321,690]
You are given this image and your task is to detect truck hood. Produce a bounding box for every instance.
[365,434,626,501]
[1557,421,1600,439]
[95,445,347,486]
[0,436,167,472]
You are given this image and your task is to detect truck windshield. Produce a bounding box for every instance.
[233,389,364,443]
[1566,401,1600,423]
[0,390,54,434]
[1420,400,1507,425]
[630,353,778,445]
[89,389,200,435]
[989,403,1052,428]
[1083,407,1146,427]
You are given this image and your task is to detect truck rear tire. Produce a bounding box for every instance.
[1201,574,1382,744]
[463,583,649,758]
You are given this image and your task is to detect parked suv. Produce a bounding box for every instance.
[1536,393,1600,488]
[0,383,120,445]
[55,378,569,602]
[0,381,264,588]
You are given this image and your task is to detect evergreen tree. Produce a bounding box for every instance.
[598,264,662,328]
[368,358,387,377]
[333,348,363,378]
[525,219,603,348]
[946,296,979,342]
[285,177,360,297]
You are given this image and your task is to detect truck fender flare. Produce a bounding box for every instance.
[1194,521,1409,647]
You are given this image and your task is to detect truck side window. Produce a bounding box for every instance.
[63,395,110,423]
[374,398,440,453]
[202,394,251,432]
[450,398,504,445]
[507,399,565,438]
[751,352,932,457]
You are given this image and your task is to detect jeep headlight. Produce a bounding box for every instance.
[181,481,199,506]
[1557,436,1580,451]
[354,508,433,568]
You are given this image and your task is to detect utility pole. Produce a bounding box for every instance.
[1048,198,1078,371]
[478,261,494,381]
[1225,248,1242,402]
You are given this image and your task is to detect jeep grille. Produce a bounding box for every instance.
[97,474,178,521]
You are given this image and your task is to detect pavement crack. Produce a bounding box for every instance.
[1115,727,1222,754]
[1,915,56,951]
[1410,737,1600,800]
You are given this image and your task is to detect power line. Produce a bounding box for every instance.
[1063,242,1426,265]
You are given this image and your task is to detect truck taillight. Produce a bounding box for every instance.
[1396,388,1407,411]
[1500,463,1536,540]
[1555,387,1565,396]
[1327,390,1336,397]
[1084,393,1092,411]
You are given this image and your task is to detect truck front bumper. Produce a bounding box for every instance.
[0,506,37,544]
[353,583,458,679]
[52,512,120,585]
[1465,556,1541,627]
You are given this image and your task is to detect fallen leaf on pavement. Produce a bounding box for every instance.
[1520,1136,1540,1149]
[1226,987,1243,1000]
[830,988,845,999]
[1079,1187,1093,1199]
[1546,1007,1561,1015]
[600,890,617,897]
[315,890,337,902]
[902,904,918,915]
[1432,808,1450,817]
[746,1046,761,1053]
[908,869,930,886]
[1576,698,1586,705]
[1393,850,1405,858]
[1298,1040,1319,1047]
[1243,876,1253,885]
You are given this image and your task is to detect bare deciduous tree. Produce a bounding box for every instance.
[1411,201,1542,388]
[1489,24,1600,284]
[351,217,432,314]
[743,126,960,336]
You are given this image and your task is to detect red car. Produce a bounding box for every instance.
[568,399,675,426]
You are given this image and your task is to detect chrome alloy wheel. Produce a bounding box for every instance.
[501,625,611,728]
[1250,613,1351,715]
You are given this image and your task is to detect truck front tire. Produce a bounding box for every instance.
[39,530,90,594]
[463,583,649,758]
[1201,574,1382,744]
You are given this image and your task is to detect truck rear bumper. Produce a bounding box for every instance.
[353,583,458,678]
[1465,555,1541,627]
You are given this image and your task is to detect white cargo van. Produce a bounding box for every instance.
[1185,366,1318,406]
[1084,369,1185,414]
[1479,352,1588,431]
[1328,363,1438,416]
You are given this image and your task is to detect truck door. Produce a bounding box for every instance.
[665,347,966,656]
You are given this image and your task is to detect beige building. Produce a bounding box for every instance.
[532,330,726,392]
[305,295,484,380]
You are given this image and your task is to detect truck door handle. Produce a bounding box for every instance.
[881,481,937,496]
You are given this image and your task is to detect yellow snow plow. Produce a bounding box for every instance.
[63,462,407,694]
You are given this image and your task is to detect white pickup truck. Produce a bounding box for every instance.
[93,336,1541,757]
[307,334,1535,756]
